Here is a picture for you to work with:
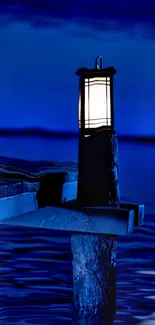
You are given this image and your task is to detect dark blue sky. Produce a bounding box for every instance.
[0,0,155,136]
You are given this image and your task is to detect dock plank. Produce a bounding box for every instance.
[0,205,135,235]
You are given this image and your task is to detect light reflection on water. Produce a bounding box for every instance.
[0,135,155,325]
[134,313,155,325]
[136,271,155,275]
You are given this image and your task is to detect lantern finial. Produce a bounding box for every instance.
[95,56,103,70]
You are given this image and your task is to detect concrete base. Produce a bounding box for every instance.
[71,233,117,325]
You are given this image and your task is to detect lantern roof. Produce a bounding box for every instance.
[75,66,117,77]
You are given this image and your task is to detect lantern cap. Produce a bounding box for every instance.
[75,66,117,77]
[75,56,116,77]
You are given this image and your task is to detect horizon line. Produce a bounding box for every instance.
[0,127,155,142]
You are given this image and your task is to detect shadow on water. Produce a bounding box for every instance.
[0,135,155,325]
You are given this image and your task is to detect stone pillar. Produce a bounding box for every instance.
[71,130,120,325]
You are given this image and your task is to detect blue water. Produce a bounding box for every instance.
[0,135,155,325]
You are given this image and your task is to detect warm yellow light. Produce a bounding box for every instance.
[84,77,111,128]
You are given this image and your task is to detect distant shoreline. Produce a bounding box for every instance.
[0,128,78,138]
[0,128,155,143]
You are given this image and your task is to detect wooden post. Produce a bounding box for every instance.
[71,129,120,325]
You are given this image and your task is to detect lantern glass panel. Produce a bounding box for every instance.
[84,77,111,128]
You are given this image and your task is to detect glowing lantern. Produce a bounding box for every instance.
[76,56,116,135]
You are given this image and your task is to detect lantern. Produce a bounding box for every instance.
[76,56,117,135]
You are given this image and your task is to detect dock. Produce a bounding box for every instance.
[0,155,144,325]
[0,155,144,231]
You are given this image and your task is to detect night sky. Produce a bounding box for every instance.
[0,1,155,136]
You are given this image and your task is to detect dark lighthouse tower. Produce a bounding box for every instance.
[71,56,144,325]
[76,56,120,208]
[71,57,120,325]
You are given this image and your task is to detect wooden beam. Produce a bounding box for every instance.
[82,204,144,227]
[0,179,40,198]
[54,180,145,227]
[0,192,38,221]
[0,205,135,235]
[120,203,144,226]
[65,198,145,227]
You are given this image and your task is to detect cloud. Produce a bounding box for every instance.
[0,0,155,38]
